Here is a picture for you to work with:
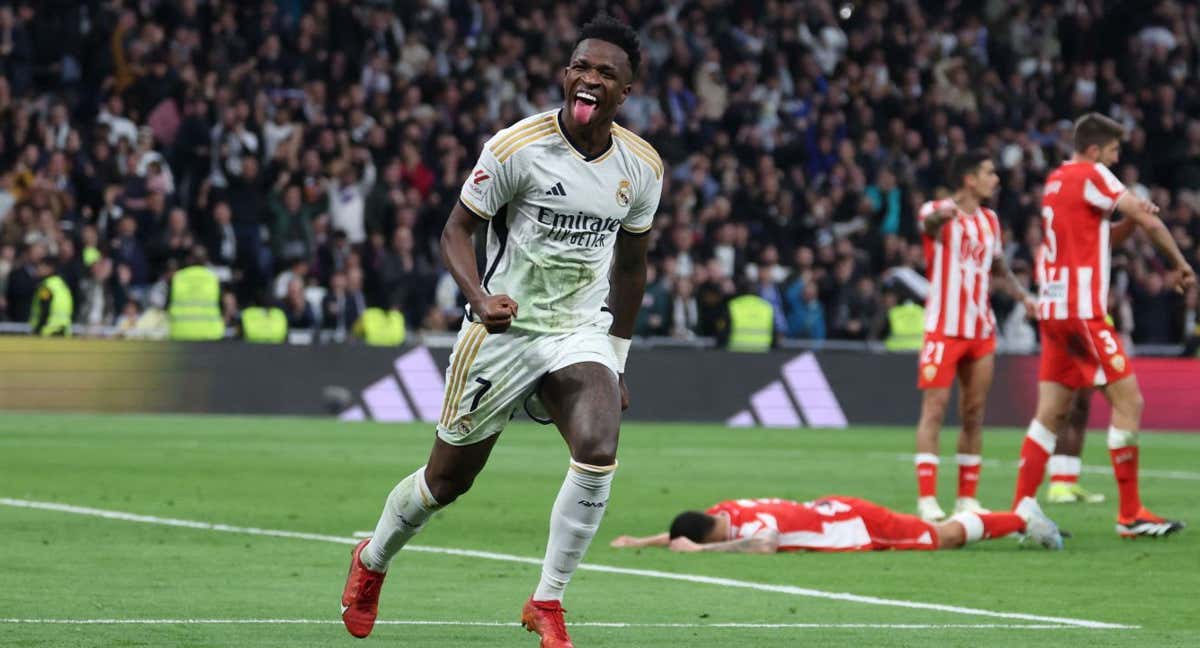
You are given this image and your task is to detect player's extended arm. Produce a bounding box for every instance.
[610,532,670,548]
[669,530,780,554]
[921,202,956,237]
[1115,193,1197,291]
[440,202,518,332]
[1110,217,1137,247]
[607,230,650,409]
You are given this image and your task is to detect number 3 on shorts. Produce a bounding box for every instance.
[1098,330,1118,355]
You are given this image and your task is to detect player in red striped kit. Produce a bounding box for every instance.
[610,495,1063,553]
[1013,113,1195,537]
[912,152,1036,522]
[1042,214,1156,505]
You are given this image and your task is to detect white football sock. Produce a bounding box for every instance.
[1026,419,1057,453]
[361,466,440,572]
[533,460,616,602]
[1048,455,1081,478]
[950,512,984,544]
[1107,425,1137,449]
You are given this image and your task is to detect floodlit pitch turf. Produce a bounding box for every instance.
[2,414,1198,647]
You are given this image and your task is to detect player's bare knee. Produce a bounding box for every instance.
[936,520,968,549]
[920,402,948,424]
[920,391,950,423]
[961,402,986,432]
[572,446,617,467]
[424,474,473,505]
[570,435,618,467]
[1067,396,1090,428]
[1124,390,1145,421]
[1035,405,1067,433]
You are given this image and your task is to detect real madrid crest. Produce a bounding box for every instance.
[616,179,632,207]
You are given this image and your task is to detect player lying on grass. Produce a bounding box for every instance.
[611,495,1063,553]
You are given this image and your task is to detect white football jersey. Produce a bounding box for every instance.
[459,109,664,333]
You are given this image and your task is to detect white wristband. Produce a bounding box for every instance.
[608,334,631,373]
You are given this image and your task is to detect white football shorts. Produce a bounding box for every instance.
[435,320,618,446]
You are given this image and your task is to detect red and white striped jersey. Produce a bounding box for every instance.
[1036,161,1126,320]
[706,497,934,552]
[917,199,1002,339]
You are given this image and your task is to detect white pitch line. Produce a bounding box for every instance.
[0,498,1136,630]
[877,453,1200,481]
[0,618,1105,630]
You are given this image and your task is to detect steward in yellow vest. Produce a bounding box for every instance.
[726,293,774,352]
[168,247,224,341]
[242,306,288,343]
[29,259,73,336]
[355,307,406,346]
[885,301,925,351]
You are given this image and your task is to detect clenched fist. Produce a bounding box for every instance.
[1171,265,1197,294]
[472,294,519,333]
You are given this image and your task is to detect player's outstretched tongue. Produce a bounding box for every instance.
[573,98,596,125]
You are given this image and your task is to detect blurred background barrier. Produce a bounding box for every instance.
[2,338,1196,430]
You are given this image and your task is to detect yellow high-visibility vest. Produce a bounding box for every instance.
[358,308,406,346]
[727,295,774,352]
[886,302,926,351]
[242,306,288,343]
[168,265,224,341]
[30,275,73,336]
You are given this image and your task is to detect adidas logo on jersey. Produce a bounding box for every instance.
[545,182,566,196]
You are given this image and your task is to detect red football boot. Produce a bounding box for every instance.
[520,598,574,648]
[1116,507,1186,538]
[341,538,387,638]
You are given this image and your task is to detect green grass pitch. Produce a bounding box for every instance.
[2,413,1198,647]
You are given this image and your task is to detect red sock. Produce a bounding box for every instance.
[979,512,1026,538]
[915,453,938,498]
[956,454,981,499]
[1012,421,1054,509]
[1110,445,1141,519]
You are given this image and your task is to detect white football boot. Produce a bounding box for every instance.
[917,496,947,522]
[1015,496,1065,550]
[954,497,990,515]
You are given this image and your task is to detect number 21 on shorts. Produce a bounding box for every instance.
[921,340,945,366]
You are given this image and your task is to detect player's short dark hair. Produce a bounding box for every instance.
[1073,113,1126,152]
[947,149,991,189]
[669,510,716,542]
[577,13,641,79]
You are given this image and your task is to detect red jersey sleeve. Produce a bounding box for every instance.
[1082,163,1127,214]
[917,198,953,233]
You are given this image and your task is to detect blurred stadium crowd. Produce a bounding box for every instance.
[1,0,1199,346]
